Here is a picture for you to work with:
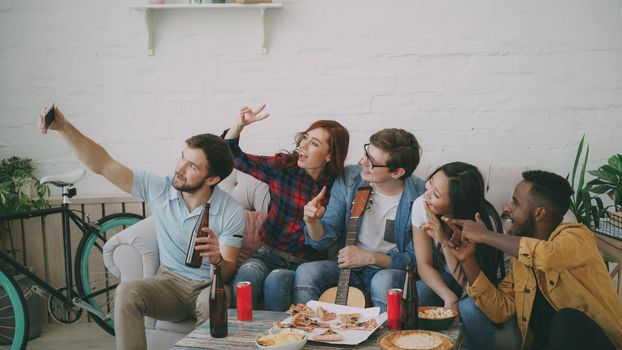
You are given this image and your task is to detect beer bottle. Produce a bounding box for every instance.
[401,264,419,329]
[185,203,210,268]
[209,263,228,338]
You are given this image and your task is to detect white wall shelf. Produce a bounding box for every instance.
[130,3,283,55]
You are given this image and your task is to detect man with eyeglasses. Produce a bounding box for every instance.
[293,128,425,311]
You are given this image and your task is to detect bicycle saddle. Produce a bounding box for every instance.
[41,168,86,187]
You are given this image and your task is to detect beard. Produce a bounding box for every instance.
[172,172,207,193]
[514,215,536,237]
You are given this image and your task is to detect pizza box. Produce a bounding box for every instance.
[278,300,387,345]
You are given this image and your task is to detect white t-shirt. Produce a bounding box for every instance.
[356,184,401,254]
[411,194,451,273]
[411,195,427,229]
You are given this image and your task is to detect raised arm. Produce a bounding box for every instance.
[223,104,282,183]
[443,213,521,258]
[39,106,133,194]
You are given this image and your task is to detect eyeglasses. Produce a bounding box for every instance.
[363,143,390,169]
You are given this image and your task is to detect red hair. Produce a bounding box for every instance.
[280,120,349,180]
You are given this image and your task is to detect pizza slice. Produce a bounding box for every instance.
[339,318,377,331]
[316,306,337,321]
[286,303,315,317]
[272,321,293,329]
[309,318,331,328]
[313,328,344,342]
[338,312,362,324]
[287,313,324,332]
[290,313,308,327]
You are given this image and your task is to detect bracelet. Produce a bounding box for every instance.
[212,253,223,266]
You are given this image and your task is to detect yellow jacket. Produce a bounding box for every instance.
[466,223,622,349]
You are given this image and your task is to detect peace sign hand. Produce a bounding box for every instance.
[238,104,270,128]
[303,186,327,224]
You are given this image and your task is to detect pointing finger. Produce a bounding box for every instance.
[441,216,463,233]
[313,186,327,203]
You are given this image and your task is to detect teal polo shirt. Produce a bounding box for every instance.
[132,171,244,280]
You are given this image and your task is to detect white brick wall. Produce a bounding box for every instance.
[1,0,621,196]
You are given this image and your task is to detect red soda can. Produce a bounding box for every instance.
[387,288,402,330]
[236,281,252,321]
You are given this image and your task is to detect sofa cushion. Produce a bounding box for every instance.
[219,169,270,212]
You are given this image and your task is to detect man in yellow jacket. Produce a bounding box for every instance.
[444,170,622,349]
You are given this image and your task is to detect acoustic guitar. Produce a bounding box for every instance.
[319,185,372,308]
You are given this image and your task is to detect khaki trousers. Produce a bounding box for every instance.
[114,266,212,350]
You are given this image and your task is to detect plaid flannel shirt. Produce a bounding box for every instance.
[226,137,332,260]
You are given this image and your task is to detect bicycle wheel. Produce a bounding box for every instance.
[0,270,28,350]
[75,213,143,335]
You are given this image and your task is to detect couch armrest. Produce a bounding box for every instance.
[103,216,160,281]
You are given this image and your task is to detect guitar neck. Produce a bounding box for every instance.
[335,217,358,305]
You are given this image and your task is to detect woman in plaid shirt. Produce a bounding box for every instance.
[225,104,349,311]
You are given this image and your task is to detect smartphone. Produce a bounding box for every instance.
[44,104,55,130]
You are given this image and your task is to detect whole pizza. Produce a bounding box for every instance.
[379,330,453,350]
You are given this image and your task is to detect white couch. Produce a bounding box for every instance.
[103,164,554,349]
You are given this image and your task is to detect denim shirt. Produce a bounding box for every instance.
[304,165,425,270]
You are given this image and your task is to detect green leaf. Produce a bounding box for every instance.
[587,170,615,183]
[570,135,586,189]
[589,185,612,194]
[600,165,622,180]
[577,145,589,199]
[585,178,609,186]
[608,154,622,172]
[580,189,593,226]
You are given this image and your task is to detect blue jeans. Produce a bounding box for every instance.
[417,270,519,350]
[292,260,405,313]
[232,246,299,311]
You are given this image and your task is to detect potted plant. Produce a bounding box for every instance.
[566,135,600,226]
[0,156,50,262]
[586,153,622,228]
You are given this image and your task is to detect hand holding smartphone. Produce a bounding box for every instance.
[44,104,56,130]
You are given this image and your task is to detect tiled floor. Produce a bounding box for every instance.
[26,322,115,350]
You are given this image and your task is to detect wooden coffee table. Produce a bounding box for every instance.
[171,309,461,349]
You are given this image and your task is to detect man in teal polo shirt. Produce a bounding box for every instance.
[39,106,244,350]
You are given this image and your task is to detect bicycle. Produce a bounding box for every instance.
[0,169,143,350]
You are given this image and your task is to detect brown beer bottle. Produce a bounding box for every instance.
[401,264,419,329]
[209,263,228,338]
[185,203,210,268]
